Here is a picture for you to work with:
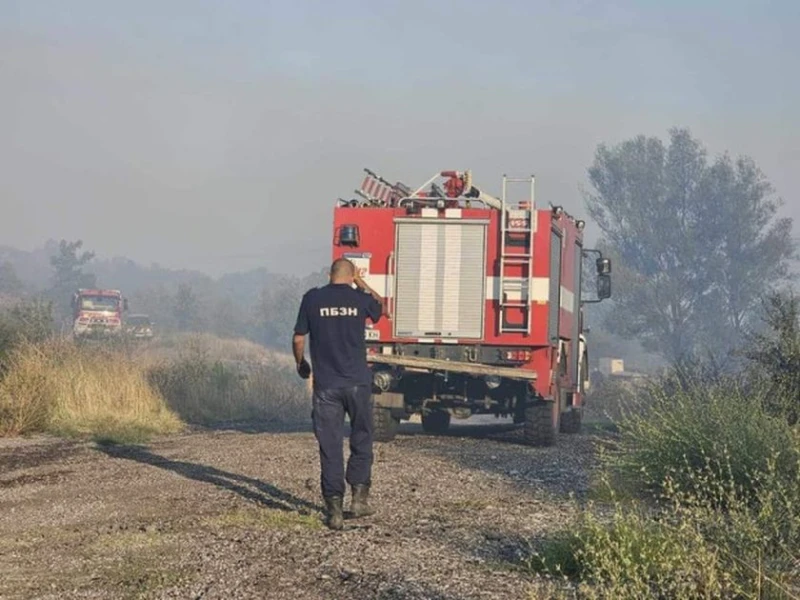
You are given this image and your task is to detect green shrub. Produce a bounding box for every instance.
[526,375,800,599]
[609,377,799,503]
[746,292,800,425]
[531,466,800,599]
[532,500,748,599]
[583,375,644,425]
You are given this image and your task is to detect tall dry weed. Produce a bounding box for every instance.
[147,339,309,426]
[0,340,182,442]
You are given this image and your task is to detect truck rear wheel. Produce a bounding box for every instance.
[523,400,560,447]
[421,410,451,434]
[372,406,399,442]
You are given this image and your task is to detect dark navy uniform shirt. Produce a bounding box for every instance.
[294,283,382,390]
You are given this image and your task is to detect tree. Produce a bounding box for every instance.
[697,155,794,352]
[0,262,22,295]
[47,240,97,324]
[586,128,795,364]
[209,296,248,339]
[174,283,199,331]
[50,240,96,290]
[255,268,327,348]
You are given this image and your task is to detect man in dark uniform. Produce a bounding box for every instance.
[292,258,384,530]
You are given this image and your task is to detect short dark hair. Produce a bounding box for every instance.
[330,258,355,278]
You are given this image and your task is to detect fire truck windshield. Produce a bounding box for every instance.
[80,296,119,312]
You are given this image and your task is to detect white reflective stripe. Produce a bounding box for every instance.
[560,286,574,314]
[484,277,497,301]
[364,275,552,304]
[417,338,435,344]
[441,225,462,332]
[485,277,549,301]
[417,224,439,331]
[531,278,549,303]
[444,208,462,218]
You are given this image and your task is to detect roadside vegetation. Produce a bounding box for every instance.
[0,301,309,443]
[527,292,800,599]
[0,339,182,443]
[145,333,308,426]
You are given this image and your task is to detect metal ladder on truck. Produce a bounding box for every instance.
[498,175,536,334]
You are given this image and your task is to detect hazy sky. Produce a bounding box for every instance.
[1,0,798,276]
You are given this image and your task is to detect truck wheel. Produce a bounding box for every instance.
[560,407,583,434]
[523,400,560,447]
[421,410,451,434]
[372,406,399,442]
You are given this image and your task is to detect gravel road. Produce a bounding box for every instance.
[0,418,598,600]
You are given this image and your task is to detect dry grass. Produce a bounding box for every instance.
[0,339,182,443]
[148,352,309,426]
[0,332,309,442]
[137,332,296,369]
[144,333,310,426]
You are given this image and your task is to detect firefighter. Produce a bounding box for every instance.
[292,258,385,530]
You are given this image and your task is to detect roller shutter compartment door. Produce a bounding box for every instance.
[393,220,487,339]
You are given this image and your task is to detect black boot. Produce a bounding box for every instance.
[324,495,344,530]
[350,484,375,518]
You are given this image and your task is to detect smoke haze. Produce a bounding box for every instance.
[2,0,797,275]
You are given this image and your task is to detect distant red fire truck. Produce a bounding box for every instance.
[331,169,611,446]
[71,288,128,339]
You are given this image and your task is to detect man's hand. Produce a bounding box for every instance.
[353,271,366,290]
[297,358,311,379]
[292,334,310,379]
[353,272,387,319]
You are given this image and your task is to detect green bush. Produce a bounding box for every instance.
[526,375,800,599]
[531,465,800,599]
[608,376,798,503]
[746,292,800,425]
[533,499,762,599]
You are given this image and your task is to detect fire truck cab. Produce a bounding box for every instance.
[331,169,611,446]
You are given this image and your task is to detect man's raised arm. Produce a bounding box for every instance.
[354,272,387,317]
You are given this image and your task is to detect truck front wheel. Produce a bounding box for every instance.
[523,400,560,447]
[421,410,451,434]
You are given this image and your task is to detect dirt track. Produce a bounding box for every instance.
[0,419,598,600]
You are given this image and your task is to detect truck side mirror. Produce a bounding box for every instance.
[123,299,129,312]
[597,274,611,300]
[596,257,612,275]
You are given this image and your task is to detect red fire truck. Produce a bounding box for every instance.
[331,169,611,446]
[71,288,129,339]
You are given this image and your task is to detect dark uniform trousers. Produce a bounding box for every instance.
[311,384,374,498]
